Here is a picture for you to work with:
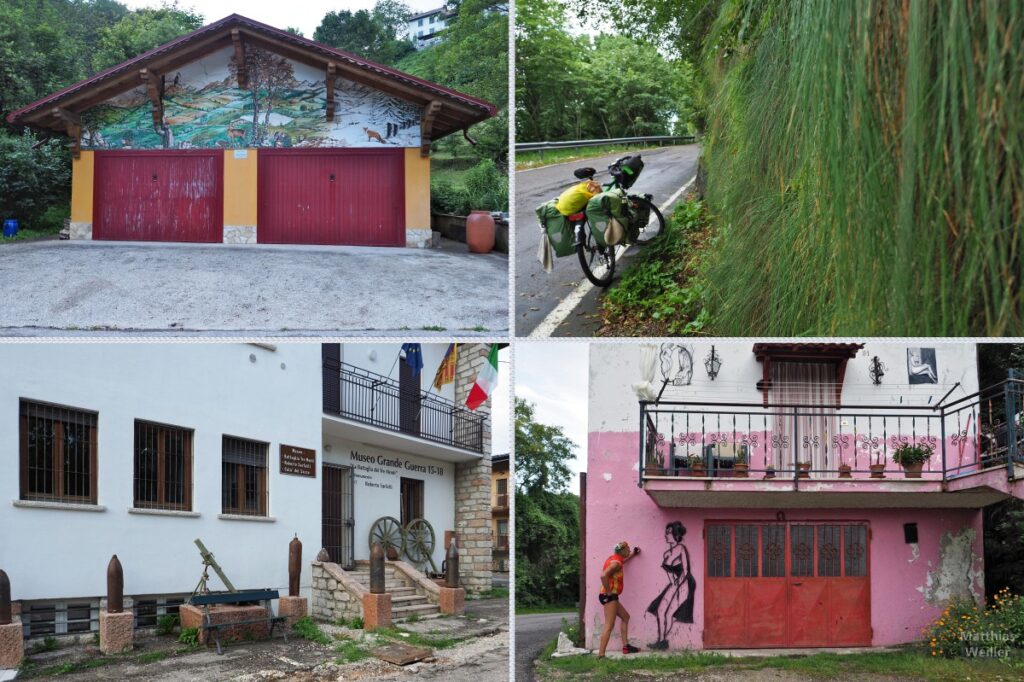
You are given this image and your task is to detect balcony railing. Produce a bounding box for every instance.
[323,360,486,454]
[639,372,1024,484]
[493,533,509,550]
[494,493,509,509]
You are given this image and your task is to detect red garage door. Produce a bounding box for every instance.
[93,151,223,242]
[704,521,871,648]
[257,149,405,246]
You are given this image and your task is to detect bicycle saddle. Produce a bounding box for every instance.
[573,167,596,180]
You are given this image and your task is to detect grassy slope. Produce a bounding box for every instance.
[699,1,1023,336]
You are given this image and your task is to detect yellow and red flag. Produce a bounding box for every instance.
[432,343,458,391]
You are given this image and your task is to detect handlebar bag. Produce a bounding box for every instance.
[536,199,576,257]
[555,181,601,216]
[613,155,644,189]
[585,188,633,247]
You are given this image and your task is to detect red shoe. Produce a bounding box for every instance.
[622,644,640,654]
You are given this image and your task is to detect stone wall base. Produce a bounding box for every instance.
[406,227,433,248]
[99,610,133,655]
[0,620,24,669]
[69,222,92,240]
[180,604,269,646]
[311,564,362,623]
[278,596,308,627]
[223,225,257,244]
[362,593,392,631]
[439,587,465,615]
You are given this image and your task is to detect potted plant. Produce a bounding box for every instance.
[763,465,776,480]
[891,443,933,478]
[797,461,812,479]
[837,461,853,479]
[733,451,749,478]
[869,449,886,478]
[686,455,706,478]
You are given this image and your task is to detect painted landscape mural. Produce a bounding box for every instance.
[81,46,421,149]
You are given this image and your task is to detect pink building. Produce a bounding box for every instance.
[583,342,1024,650]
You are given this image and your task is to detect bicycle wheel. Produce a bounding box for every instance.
[631,196,666,244]
[576,227,616,287]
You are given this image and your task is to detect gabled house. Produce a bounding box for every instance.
[583,342,1024,651]
[5,14,495,248]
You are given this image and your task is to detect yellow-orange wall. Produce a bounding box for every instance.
[223,149,258,226]
[405,149,431,230]
[70,152,94,223]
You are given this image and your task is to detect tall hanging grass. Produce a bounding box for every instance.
[700,0,1022,335]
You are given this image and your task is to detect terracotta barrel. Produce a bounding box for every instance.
[466,211,495,253]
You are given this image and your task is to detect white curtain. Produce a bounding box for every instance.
[771,362,838,474]
[632,344,659,400]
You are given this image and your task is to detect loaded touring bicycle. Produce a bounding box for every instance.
[537,154,665,286]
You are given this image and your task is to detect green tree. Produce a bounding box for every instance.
[93,3,204,70]
[515,399,580,607]
[313,3,414,65]
[0,130,71,229]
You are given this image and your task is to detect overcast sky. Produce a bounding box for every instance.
[122,0,445,40]
[491,345,511,456]
[514,342,589,495]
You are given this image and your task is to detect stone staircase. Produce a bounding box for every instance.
[345,564,440,621]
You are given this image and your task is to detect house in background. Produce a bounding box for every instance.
[491,453,510,583]
[5,14,495,248]
[403,7,455,50]
[583,341,1024,652]
[0,342,495,640]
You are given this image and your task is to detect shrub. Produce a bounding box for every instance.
[462,159,508,213]
[0,130,71,231]
[291,616,331,645]
[178,627,199,648]
[431,179,471,216]
[156,614,179,636]
[924,590,1024,658]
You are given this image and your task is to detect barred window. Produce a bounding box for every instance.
[19,400,98,504]
[222,436,268,516]
[134,421,193,511]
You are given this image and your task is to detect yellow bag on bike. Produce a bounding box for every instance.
[555,181,601,216]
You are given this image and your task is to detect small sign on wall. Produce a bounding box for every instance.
[280,444,316,477]
[233,149,248,159]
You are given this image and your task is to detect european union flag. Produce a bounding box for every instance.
[401,343,424,377]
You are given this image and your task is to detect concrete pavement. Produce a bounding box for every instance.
[515,611,575,682]
[515,145,701,337]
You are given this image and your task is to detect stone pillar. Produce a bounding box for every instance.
[362,593,392,631]
[454,344,495,595]
[278,597,308,627]
[438,587,465,615]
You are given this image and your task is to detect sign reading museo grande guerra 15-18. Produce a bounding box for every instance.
[280,444,317,477]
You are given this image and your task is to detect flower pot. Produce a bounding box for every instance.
[869,463,886,479]
[763,468,776,480]
[797,462,811,479]
[688,465,706,478]
[902,462,924,478]
[733,463,749,478]
[466,210,496,253]
[838,464,853,479]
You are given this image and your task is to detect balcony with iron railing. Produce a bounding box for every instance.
[639,372,1024,508]
[322,359,487,460]
[493,532,509,551]
[493,492,509,512]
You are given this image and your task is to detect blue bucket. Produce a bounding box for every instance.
[2,219,18,238]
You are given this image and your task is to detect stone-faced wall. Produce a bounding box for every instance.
[311,563,363,623]
[454,344,495,594]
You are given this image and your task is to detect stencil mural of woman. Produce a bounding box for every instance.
[646,521,696,650]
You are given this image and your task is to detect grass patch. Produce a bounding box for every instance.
[599,199,710,336]
[291,616,332,646]
[516,604,577,615]
[539,647,1024,681]
[156,613,179,636]
[0,227,61,244]
[375,625,466,650]
[29,636,58,654]
[136,651,168,664]
[470,587,509,600]
[516,144,668,171]
[420,325,447,331]
[178,627,199,648]
[337,615,364,630]
[335,638,371,664]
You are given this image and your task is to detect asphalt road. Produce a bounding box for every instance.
[0,238,508,335]
[515,611,576,682]
[515,145,701,337]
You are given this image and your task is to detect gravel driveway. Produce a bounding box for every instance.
[0,239,508,335]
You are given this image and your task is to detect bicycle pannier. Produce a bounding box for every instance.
[585,188,633,248]
[536,199,576,257]
[613,155,644,189]
[555,180,602,216]
[627,197,652,242]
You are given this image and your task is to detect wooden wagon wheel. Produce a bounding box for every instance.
[369,516,404,558]
[404,518,438,574]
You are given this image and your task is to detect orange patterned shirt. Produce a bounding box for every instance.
[600,555,624,594]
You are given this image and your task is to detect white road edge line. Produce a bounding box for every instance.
[528,174,697,338]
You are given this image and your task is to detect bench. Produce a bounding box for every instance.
[188,589,288,655]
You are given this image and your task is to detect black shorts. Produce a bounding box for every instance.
[598,593,619,605]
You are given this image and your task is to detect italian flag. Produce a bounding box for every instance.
[466,344,499,411]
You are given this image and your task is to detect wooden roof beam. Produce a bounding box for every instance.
[326,62,336,122]
[139,68,163,127]
[50,108,81,158]
[421,100,442,157]
[231,29,248,89]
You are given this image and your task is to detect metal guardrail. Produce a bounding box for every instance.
[516,135,696,154]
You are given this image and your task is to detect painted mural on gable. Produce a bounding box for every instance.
[81,46,421,149]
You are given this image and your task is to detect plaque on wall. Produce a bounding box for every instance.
[280,444,316,477]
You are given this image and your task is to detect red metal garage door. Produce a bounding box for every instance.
[93,151,223,242]
[257,149,405,246]
[704,521,871,648]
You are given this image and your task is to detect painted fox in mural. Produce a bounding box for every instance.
[363,127,387,144]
